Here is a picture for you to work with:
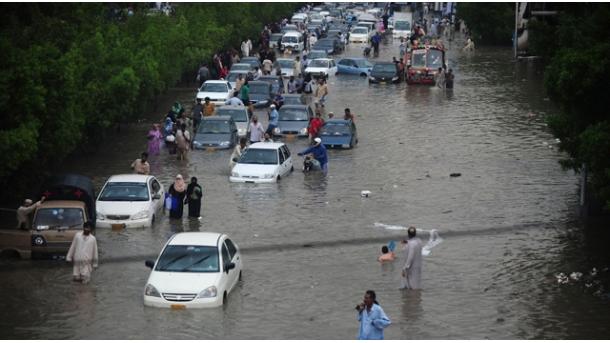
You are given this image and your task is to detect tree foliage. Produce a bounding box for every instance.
[539,4,610,210]
[457,3,514,45]
[0,3,298,201]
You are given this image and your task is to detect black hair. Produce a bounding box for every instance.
[141,152,149,158]
[83,221,93,229]
[381,246,389,254]
[191,176,197,183]
[408,227,416,238]
[365,290,379,305]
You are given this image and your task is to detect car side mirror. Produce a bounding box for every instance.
[153,193,161,200]
[225,262,236,273]
[145,260,155,269]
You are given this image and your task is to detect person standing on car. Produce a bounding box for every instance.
[355,290,391,340]
[16,197,45,229]
[131,152,150,175]
[185,177,203,219]
[298,137,328,175]
[66,221,98,284]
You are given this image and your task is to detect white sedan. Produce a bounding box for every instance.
[96,174,165,229]
[304,58,338,78]
[230,142,294,183]
[349,27,370,43]
[196,80,234,105]
[144,232,242,309]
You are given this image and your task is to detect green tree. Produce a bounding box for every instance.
[457,3,514,45]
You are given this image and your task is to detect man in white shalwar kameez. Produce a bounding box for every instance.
[400,226,423,289]
[66,222,98,284]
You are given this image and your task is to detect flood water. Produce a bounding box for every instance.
[1,33,609,339]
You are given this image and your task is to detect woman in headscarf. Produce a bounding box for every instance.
[167,174,187,219]
[147,124,163,156]
[185,177,203,218]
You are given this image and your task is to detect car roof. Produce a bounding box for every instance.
[283,31,301,37]
[324,119,351,124]
[248,142,285,150]
[310,58,333,62]
[204,80,230,84]
[340,57,368,61]
[39,200,86,209]
[276,58,294,62]
[168,232,224,246]
[280,104,309,110]
[106,174,154,183]
[203,115,233,121]
[217,105,247,111]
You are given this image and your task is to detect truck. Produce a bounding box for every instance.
[0,174,96,259]
[392,11,413,39]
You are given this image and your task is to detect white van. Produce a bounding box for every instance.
[281,31,305,52]
[393,12,413,39]
[291,13,307,25]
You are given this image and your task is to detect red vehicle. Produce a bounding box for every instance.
[405,46,446,85]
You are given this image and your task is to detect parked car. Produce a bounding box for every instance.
[216,105,250,138]
[96,174,164,229]
[337,57,373,76]
[369,62,402,84]
[273,104,313,138]
[247,81,273,108]
[281,31,305,52]
[230,142,294,183]
[143,232,242,308]
[291,13,308,25]
[258,75,284,97]
[349,26,370,43]
[0,174,96,259]
[319,119,358,148]
[196,80,234,105]
[192,116,238,150]
[240,56,261,70]
[305,58,338,78]
[306,50,328,63]
[283,93,306,106]
[274,58,296,78]
[312,38,340,54]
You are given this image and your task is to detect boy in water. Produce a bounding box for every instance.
[378,245,395,262]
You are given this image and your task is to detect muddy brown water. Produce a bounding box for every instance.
[1,34,609,339]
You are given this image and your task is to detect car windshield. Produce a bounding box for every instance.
[373,64,396,73]
[395,21,411,30]
[427,50,444,69]
[231,64,250,71]
[277,60,294,68]
[283,36,298,43]
[352,27,367,34]
[354,59,370,68]
[310,60,329,68]
[99,182,149,201]
[198,120,231,134]
[217,109,248,122]
[249,84,269,93]
[242,58,259,67]
[283,96,303,105]
[321,123,351,135]
[33,208,84,229]
[200,83,227,93]
[315,41,333,47]
[226,73,240,82]
[308,51,327,59]
[239,148,278,165]
[155,245,219,273]
[411,51,426,68]
[279,109,309,121]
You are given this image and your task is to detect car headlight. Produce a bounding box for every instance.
[300,127,308,134]
[132,210,149,220]
[392,76,399,81]
[263,173,274,179]
[197,286,217,298]
[145,284,161,297]
[231,172,240,177]
[273,127,281,134]
[219,141,230,147]
[193,141,202,147]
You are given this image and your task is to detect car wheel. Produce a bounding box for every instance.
[335,71,339,76]
[222,291,228,305]
[276,175,281,182]
[291,166,294,172]
[360,72,367,77]
[151,215,155,224]
[239,270,243,281]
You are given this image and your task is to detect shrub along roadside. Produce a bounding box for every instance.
[0,3,299,204]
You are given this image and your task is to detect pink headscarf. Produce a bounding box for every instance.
[173,174,186,193]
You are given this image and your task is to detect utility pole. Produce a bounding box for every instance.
[514,2,518,59]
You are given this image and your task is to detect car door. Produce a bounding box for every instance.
[224,238,241,290]
[330,60,337,75]
[221,239,238,293]
[338,58,351,74]
[282,145,293,172]
[150,178,164,213]
[277,147,287,176]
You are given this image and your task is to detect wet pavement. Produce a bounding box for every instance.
[1,33,609,339]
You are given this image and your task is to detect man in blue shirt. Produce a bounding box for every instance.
[356,290,391,339]
[298,137,328,175]
[224,91,244,106]
[266,104,279,136]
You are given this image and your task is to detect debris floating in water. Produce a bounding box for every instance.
[570,272,583,281]
[590,268,598,277]
[422,229,443,256]
[555,273,569,284]
[361,190,371,197]
[450,173,461,177]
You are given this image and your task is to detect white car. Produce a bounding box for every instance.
[230,142,294,183]
[143,232,242,309]
[196,80,234,105]
[304,58,338,78]
[274,58,295,78]
[96,174,165,229]
[349,26,370,43]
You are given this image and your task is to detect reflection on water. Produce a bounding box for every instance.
[1,33,608,339]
